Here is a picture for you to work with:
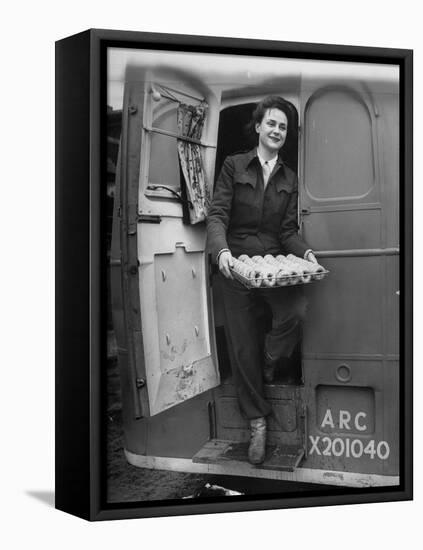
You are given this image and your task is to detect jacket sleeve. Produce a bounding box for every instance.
[278,176,310,257]
[206,156,234,262]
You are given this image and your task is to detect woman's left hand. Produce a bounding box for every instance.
[306,251,318,264]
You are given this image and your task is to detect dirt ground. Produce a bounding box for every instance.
[106,354,214,503]
[106,353,327,504]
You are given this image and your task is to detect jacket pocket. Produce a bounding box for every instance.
[275,179,294,194]
[234,171,255,187]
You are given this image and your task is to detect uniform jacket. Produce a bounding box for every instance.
[206,148,310,261]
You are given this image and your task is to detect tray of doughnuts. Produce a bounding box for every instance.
[229,254,329,288]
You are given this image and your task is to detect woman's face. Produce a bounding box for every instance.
[255,108,288,155]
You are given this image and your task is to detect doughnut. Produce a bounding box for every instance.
[250,256,277,287]
[275,255,302,284]
[231,258,262,287]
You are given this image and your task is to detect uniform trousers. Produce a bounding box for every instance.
[220,274,307,420]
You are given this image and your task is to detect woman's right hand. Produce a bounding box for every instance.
[218,250,234,279]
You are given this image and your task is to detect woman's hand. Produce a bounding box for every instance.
[218,250,234,279]
[305,251,318,264]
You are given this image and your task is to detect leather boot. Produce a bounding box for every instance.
[248,417,267,465]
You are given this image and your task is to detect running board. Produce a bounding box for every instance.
[192,439,304,472]
[124,449,400,487]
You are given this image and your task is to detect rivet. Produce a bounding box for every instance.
[151,88,161,102]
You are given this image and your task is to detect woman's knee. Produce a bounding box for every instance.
[272,293,308,327]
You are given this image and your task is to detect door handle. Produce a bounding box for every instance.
[300,207,311,233]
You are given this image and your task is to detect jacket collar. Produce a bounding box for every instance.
[245,147,285,168]
[243,148,288,192]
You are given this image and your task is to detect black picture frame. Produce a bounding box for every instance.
[55,28,413,521]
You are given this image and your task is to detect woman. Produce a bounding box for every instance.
[207,95,317,465]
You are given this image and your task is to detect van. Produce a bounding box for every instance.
[109,48,399,487]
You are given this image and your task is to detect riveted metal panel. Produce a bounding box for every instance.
[113,71,221,421]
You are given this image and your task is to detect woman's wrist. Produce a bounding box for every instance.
[217,248,231,263]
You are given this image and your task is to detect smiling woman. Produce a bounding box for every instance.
[207,95,316,464]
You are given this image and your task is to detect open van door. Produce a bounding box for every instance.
[111,67,221,418]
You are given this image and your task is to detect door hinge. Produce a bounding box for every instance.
[137,214,162,224]
[136,377,146,389]
[109,258,122,267]
[301,403,308,458]
[207,401,217,440]
[129,260,140,275]
[207,253,216,286]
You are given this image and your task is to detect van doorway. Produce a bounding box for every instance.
[212,100,303,387]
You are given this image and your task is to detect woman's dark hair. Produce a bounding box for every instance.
[251,95,294,127]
